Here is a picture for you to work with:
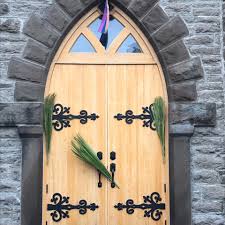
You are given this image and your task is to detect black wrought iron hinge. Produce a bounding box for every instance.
[114,192,165,221]
[47,193,99,222]
[114,104,156,131]
[52,104,99,132]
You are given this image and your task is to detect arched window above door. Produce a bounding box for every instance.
[89,16,124,49]
[56,8,156,64]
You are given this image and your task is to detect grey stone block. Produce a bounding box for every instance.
[193,169,221,184]
[18,125,43,138]
[169,57,204,83]
[193,215,225,225]
[192,154,224,170]
[202,185,225,200]
[160,40,190,66]
[80,0,97,6]
[56,0,84,17]
[129,0,159,19]
[169,124,194,137]
[152,16,189,49]
[170,103,216,127]
[15,81,44,102]
[8,58,46,83]
[142,4,169,34]
[0,103,42,126]
[112,0,131,7]
[43,3,70,31]
[0,83,13,88]
[23,14,59,48]
[0,19,21,33]
[193,201,223,213]
[169,82,197,101]
[0,4,9,15]
[23,39,50,65]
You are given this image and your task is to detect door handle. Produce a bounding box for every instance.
[110,163,116,188]
[97,152,103,188]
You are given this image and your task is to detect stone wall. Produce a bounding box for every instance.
[0,1,51,225]
[160,0,225,224]
[0,0,224,225]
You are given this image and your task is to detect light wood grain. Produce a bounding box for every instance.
[43,65,108,225]
[107,65,167,225]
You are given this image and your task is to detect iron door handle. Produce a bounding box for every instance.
[110,163,116,188]
[97,152,103,188]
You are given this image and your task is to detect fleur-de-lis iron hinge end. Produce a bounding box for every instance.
[114,192,165,221]
[114,104,156,131]
[52,104,99,132]
[47,193,99,222]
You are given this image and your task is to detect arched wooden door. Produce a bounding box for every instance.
[43,7,170,225]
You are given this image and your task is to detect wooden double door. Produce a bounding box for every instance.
[43,7,169,225]
[43,63,169,225]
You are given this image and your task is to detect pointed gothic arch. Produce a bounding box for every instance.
[4,1,216,225]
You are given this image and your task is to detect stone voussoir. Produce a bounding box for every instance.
[111,0,131,8]
[129,0,159,19]
[169,82,197,101]
[8,57,46,83]
[160,40,190,66]
[80,0,98,6]
[15,81,44,102]
[56,0,85,17]
[152,16,189,50]
[23,39,50,65]
[42,3,71,32]
[23,14,59,48]
[170,103,216,127]
[0,103,43,126]
[142,4,169,34]
[169,57,204,83]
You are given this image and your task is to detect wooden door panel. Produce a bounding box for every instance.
[107,65,167,225]
[43,65,108,225]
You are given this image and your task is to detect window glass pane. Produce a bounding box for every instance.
[70,34,96,53]
[117,35,143,53]
[89,16,124,49]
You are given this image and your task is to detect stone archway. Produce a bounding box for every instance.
[2,1,216,225]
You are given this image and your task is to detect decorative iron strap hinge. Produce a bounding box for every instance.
[47,193,99,222]
[52,104,99,131]
[114,104,156,131]
[114,192,165,221]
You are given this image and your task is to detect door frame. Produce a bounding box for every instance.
[43,9,170,224]
[6,1,215,225]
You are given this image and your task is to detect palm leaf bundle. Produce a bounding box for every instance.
[153,97,166,163]
[43,93,56,164]
[72,134,119,188]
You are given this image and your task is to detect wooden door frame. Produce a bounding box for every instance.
[6,1,216,225]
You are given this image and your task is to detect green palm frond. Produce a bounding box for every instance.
[72,134,119,188]
[153,97,166,163]
[43,93,56,164]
